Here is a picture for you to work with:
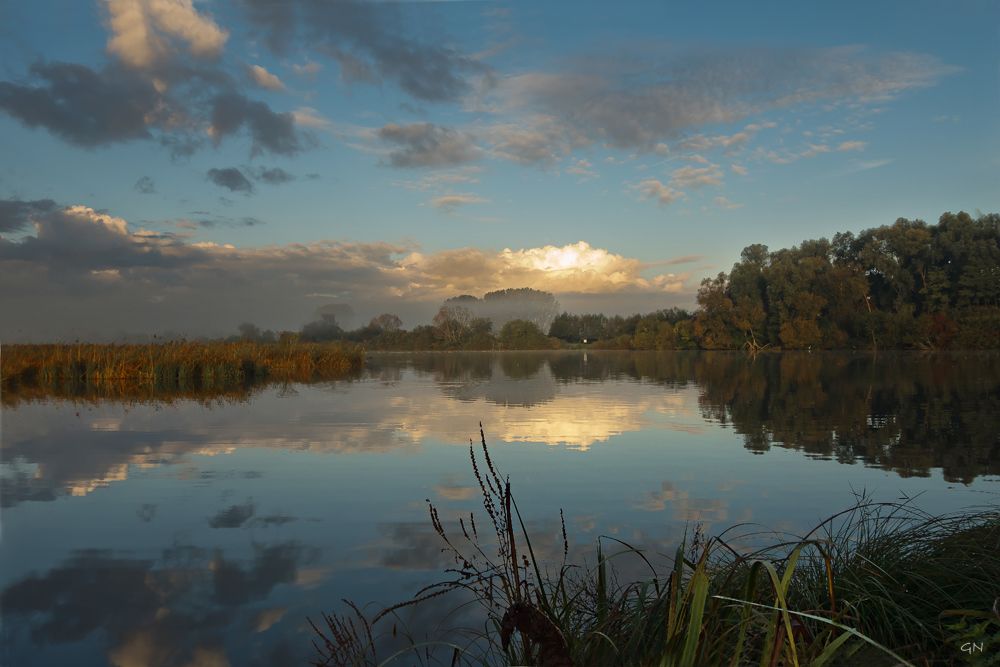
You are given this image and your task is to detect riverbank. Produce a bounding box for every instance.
[0,340,365,404]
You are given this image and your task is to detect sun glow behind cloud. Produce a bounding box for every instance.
[0,204,704,338]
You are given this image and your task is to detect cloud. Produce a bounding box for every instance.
[375,122,480,168]
[207,167,254,193]
[472,46,957,155]
[713,196,744,210]
[248,166,296,185]
[292,59,322,80]
[837,140,866,151]
[567,158,598,181]
[291,106,333,131]
[799,143,831,158]
[429,194,489,213]
[0,198,58,233]
[133,176,156,194]
[834,158,894,176]
[208,500,256,528]
[239,0,492,102]
[668,164,723,189]
[487,115,584,169]
[731,164,747,176]
[0,202,705,338]
[0,61,168,147]
[248,64,285,91]
[208,92,310,156]
[631,180,684,206]
[104,0,228,69]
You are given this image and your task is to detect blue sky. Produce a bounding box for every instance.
[1,0,997,339]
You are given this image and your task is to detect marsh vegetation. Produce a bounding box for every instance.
[313,429,1000,667]
[0,339,364,405]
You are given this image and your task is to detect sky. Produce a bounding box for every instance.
[0,0,997,340]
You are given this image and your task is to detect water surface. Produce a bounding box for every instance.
[2,351,998,666]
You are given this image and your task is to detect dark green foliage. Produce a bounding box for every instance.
[694,211,1000,350]
[498,319,556,350]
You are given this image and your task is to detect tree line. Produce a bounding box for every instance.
[231,211,998,350]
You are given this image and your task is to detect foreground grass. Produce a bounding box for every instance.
[312,427,1000,667]
[0,340,365,404]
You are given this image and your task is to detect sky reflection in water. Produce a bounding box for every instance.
[2,351,998,666]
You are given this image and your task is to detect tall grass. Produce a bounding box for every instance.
[0,340,365,405]
[311,426,1000,667]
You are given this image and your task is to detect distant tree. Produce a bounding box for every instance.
[481,288,560,333]
[548,312,581,342]
[368,314,403,332]
[498,319,554,350]
[300,315,343,342]
[432,306,475,344]
[237,322,263,342]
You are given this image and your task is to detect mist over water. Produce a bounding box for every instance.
[2,351,997,666]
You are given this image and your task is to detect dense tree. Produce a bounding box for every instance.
[694,211,999,350]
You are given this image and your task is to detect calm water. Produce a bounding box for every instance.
[2,351,999,666]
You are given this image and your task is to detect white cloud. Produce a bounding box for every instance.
[731,164,748,176]
[104,0,228,68]
[249,65,285,92]
[837,140,866,151]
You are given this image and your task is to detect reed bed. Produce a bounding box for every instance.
[0,340,365,405]
[312,426,1000,667]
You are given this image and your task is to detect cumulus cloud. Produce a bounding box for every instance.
[207,167,254,193]
[0,202,703,339]
[375,122,480,168]
[0,198,59,233]
[0,61,169,147]
[208,92,309,156]
[0,59,308,158]
[837,140,866,151]
[248,64,285,91]
[104,0,228,69]
[239,0,492,102]
[731,164,747,176]
[631,180,684,206]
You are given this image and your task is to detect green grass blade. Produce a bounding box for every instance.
[680,572,709,667]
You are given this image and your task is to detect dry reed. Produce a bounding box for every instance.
[0,340,365,405]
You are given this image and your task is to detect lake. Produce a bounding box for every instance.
[2,351,998,666]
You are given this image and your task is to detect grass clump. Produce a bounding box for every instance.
[0,339,365,405]
[311,426,1000,667]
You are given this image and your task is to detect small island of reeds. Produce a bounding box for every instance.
[0,338,365,405]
